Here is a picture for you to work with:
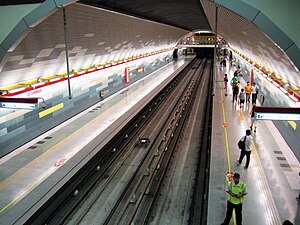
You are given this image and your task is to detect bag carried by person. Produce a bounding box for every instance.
[237,136,247,150]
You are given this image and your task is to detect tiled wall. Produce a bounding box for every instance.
[0,52,174,157]
[0,2,188,157]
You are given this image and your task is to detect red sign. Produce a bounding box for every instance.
[250,69,254,86]
[225,171,234,181]
[124,67,130,83]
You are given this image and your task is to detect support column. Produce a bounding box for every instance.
[212,4,218,96]
[63,7,72,99]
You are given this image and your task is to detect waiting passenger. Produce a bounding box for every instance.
[224,74,228,89]
[250,104,257,132]
[244,82,252,103]
[231,74,238,86]
[238,88,245,108]
[232,82,239,103]
[220,58,226,68]
[251,82,259,104]
[236,129,253,169]
[221,173,247,225]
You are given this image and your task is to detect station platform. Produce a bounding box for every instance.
[0,56,299,225]
[0,57,193,224]
[208,63,300,225]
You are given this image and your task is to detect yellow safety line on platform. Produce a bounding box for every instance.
[218,68,236,225]
[219,83,231,172]
[221,96,231,172]
[0,173,49,213]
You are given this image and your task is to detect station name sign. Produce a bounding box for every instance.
[254,106,300,121]
[0,97,38,110]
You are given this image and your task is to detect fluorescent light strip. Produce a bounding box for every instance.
[9,87,26,93]
[279,87,288,94]
[289,94,298,102]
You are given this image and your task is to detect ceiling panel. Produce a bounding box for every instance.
[80,0,211,31]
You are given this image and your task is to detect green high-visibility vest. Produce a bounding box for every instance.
[227,181,246,204]
[232,76,238,84]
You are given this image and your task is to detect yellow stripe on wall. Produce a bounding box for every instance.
[288,121,297,130]
[39,103,64,118]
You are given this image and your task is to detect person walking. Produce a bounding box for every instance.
[221,173,247,225]
[220,58,226,68]
[232,83,239,103]
[251,82,259,104]
[250,104,257,132]
[224,74,228,89]
[244,81,252,103]
[231,74,238,87]
[224,74,229,96]
[236,129,253,169]
[239,88,245,108]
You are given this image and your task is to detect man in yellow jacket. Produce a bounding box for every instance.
[244,81,252,103]
[221,173,247,225]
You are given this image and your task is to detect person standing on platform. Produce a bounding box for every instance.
[251,82,259,104]
[244,82,252,103]
[231,74,238,87]
[236,129,253,169]
[220,58,227,68]
[238,88,245,108]
[232,83,239,103]
[250,104,257,132]
[224,74,228,89]
[221,173,247,225]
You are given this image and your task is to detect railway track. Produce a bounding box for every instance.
[29,57,213,225]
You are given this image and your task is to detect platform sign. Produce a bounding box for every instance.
[255,112,300,121]
[1,102,37,110]
[254,106,300,121]
[0,97,38,110]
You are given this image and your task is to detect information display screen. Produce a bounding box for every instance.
[255,112,300,121]
[1,102,37,110]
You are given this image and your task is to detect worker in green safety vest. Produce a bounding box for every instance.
[221,172,247,225]
[231,74,238,86]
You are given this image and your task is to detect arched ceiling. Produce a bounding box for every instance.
[201,0,300,87]
[0,0,299,91]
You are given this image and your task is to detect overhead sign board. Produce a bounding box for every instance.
[1,102,37,110]
[255,112,300,121]
[254,106,300,121]
[0,97,38,110]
